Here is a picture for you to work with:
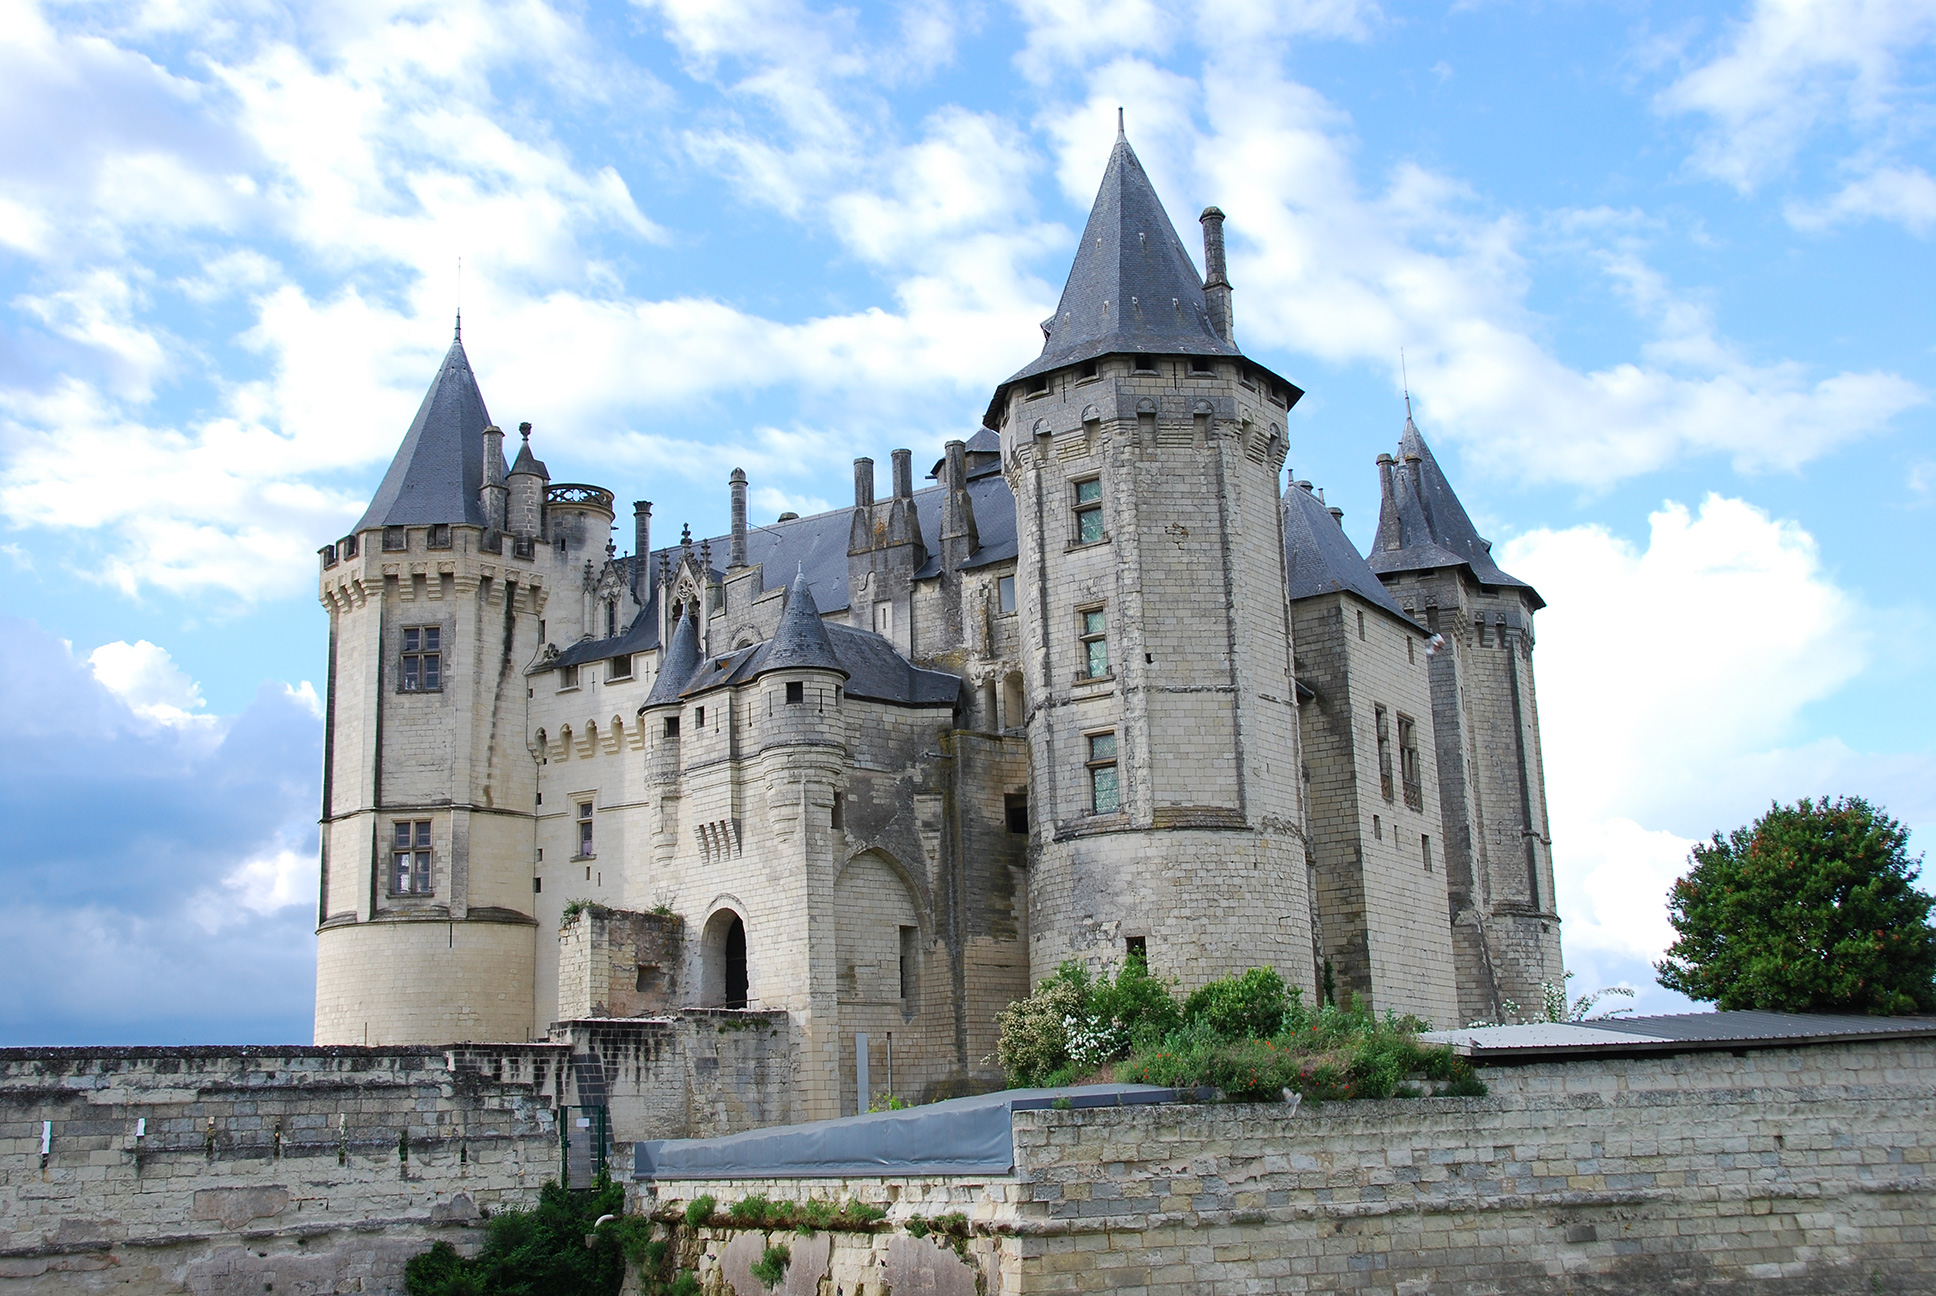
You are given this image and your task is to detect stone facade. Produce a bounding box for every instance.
[640,1035,1936,1295]
[313,129,1566,1122]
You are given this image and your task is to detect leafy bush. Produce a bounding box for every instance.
[750,1244,791,1289]
[727,1195,781,1227]
[404,1176,629,1296]
[1182,967,1296,1041]
[994,958,1183,1085]
[683,1195,716,1227]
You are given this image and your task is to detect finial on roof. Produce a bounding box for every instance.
[1400,349,1414,424]
[680,523,692,550]
[519,421,531,441]
[1116,106,1126,142]
[454,309,461,342]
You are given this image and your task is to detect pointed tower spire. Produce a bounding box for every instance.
[355,332,494,531]
[759,573,847,678]
[997,124,1237,389]
[1366,409,1542,606]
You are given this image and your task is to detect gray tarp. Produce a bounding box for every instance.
[635,1084,1177,1180]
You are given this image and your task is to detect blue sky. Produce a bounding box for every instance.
[1,0,1931,1043]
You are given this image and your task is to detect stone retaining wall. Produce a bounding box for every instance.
[640,1035,1936,1294]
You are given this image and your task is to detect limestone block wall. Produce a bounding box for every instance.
[639,1036,1936,1295]
[0,1044,564,1295]
[556,906,684,1021]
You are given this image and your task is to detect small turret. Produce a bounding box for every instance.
[507,423,548,540]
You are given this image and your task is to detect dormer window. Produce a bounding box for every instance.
[1189,356,1213,374]
[1025,374,1049,397]
[427,524,452,549]
[340,534,358,558]
[1133,354,1156,372]
[383,526,406,551]
[1077,360,1099,381]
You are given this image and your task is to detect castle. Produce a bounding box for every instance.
[312,127,1563,1118]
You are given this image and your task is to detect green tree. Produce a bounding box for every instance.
[1656,797,1936,1015]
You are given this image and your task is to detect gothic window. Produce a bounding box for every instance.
[605,600,618,638]
[1087,731,1119,814]
[1375,705,1394,802]
[1079,607,1109,679]
[392,820,431,894]
[1398,714,1423,810]
[1073,479,1105,544]
[400,626,441,691]
[997,575,1016,614]
[576,801,594,858]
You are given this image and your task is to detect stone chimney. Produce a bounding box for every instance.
[480,424,506,531]
[728,468,748,568]
[848,457,876,556]
[1200,206,1233,346]
[633,500,652,602]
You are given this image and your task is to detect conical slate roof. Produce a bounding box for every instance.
[1366,414,1541,606]
[509,432,548,480]
[1281,481,1409,619]
[1004,129,1237,388]
[755,573,847,678]
[355,327,503,531]
[643,606,701,707]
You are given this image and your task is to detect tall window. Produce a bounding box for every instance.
[577,802,594,857]
[997,575,1016,614]
[1079,607,1108,679]
[393,821,431,894]
[1073,479,1104,544]
[1375,705,1394,802]
[1398,715,1423,810]
[898,926,917,1000]
[1087,731,1119,814]
[401,626,441,691]
[605,600,617,638]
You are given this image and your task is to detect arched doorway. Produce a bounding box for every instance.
[701,908,749,1008]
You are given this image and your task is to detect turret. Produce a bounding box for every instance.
[985,124,1310,995]
[507,423,547,540]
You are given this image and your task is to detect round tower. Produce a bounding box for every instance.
[987,130,1314,996]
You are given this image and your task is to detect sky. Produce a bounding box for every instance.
[0,0,1931,1044]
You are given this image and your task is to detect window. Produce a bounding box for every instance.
[1087,732,1119,814]
[1357,610,1366,641]
[1422,834,1433,872]
[899,926,917,1000]
[1005,792,1029,834]
[608,655,632,682]
[663,716,681,738]
[786,681,805,705]
[383,526,406,551]
[401,626,442,691]
[321,544,337,568]
[1073,479,1104,544]
[831,792,844,830]
[1398,714,1423,810]
[559,663,579,690]
[874,602,893,635]
[997,575,1016,614]
[392,821,431,894]
[577,802,594,858]
[534,876,542,893]
[1077,360,1099,380]
[1189,356,1213,374]
[1133,353,1155,372]
[1125,935,1147,967]
[1408,635,1416,664]
[1025,374,1049,397]
[1079,607,1108,679]
[694,706,705,728]
[427,523,452,549]
[340,534,358,558]
[1372,813,1382,841]
[605,600,618,639]
[1375,706,1394,802]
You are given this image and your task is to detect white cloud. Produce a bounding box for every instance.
[1499,494,1933,980]
[1788,164,1936,234]
[87,637,215,729]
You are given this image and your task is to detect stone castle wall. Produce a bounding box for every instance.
[0,1015,792,1295]
[640,1036,1936,1295]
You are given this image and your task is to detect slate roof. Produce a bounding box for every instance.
[355,330,505,531]
[1281,481,1413,623]
[509,433,548,479]
[1423,1011,1936,1061]
[1367,414,1542,607]
[641,606,700,707]
[757,574,845,677]
[1005,129,1236,389]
